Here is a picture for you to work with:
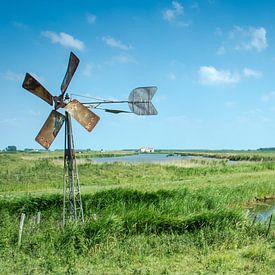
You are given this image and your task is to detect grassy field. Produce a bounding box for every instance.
[0,151,274,274]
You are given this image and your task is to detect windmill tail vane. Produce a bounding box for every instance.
[73,86,158,116]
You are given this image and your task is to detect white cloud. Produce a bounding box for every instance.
[230,26,267,52]
[217,26,268,55]
[198,66,240,86]
[42,31,85,51]
[198,66,262,86]
[243,68,262,79]
[87,14,96,24]
[102,36,131,50]
[163,1,188,26]
[2,71,24,82]
[82,64,93,77]
[249,27,267,51]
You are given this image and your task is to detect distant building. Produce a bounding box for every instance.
[140,147,154,153]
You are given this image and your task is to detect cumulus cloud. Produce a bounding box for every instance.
[87,13,96,24]
[230,26,267,52]
[248,27,267,51]
[198,66,240,86]
[163,1,183,22]
[216,26,268,54]
[42,31,85,51]
[243,68,262,79]
[162,1,189,26]
[102,36,131,50]
[198,66,262,86]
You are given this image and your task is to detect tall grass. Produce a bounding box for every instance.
[0,151,274,273]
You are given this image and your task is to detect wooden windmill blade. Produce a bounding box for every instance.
[60,52,80,96]
[65,99,100,132]
[22,73,53,106]
[35,110,65,149]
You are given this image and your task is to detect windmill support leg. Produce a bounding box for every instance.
[63,112,84,225]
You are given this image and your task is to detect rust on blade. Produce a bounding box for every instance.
[35,110,65,149]
[65,99,100,132]
[22,73,53,106]
[61,52,79,95]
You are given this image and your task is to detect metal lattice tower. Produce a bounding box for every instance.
[63,112,84,224]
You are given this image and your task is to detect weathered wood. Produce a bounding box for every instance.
[18,213,25,247]
[36,211,41,225]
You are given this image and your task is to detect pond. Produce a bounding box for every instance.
[89,153,189,163]
[89,153,235,164]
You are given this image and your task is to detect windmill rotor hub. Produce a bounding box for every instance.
[53,95,66,110]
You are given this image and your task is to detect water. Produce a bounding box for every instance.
[89,153,188,163]
[248,200,275,223]
[89,153,234,164]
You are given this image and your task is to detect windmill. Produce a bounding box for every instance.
[22,52,157,225]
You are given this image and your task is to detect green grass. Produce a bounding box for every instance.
[0,151,274,274]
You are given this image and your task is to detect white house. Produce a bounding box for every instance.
[140,147,154,153]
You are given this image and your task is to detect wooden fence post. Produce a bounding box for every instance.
[18,213,26,248]
[36,211,41,225]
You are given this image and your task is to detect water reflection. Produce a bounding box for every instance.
[248,200,275,223]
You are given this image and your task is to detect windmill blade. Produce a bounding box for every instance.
[35,110,65,149]
[65,99,100,132]
[128,86,158,115]
[104,108,131,114]
[22,73,53,106]
[60,52,79,96]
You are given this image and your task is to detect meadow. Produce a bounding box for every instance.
[0,151,274,274]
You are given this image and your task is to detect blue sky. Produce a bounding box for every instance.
[1,0,275,150]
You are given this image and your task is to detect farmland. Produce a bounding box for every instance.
[0,151,274,274]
